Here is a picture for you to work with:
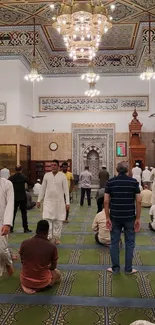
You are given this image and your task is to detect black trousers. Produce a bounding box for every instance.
[97,197,104,213]
[80,188,91,206]
[12,199,28,231]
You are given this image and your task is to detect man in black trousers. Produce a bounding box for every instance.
[9,165,32,233]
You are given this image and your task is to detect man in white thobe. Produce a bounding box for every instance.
[0,166,10,179]
[132,162,142,185]
[150,168,155,205]
[37,160,69,245]
[0,177,14,276]
[142,166,151,187]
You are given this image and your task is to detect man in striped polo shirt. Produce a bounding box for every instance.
[104,161,141,274]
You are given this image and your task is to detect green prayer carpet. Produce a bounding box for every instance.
[0,196,155,324]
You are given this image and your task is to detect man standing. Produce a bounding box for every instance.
[20,220,61,294]
[99,165,109,188]
[0,177,14,276]
[37,160,69,245]
[132,162,142,185]
[80,166,92,207]
[9,165,32,233]
[0,166,10,179]
[62,162,74,223]
[104,161,141,274]
[142,166,151,187]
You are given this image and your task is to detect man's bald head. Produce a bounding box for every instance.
[116,161,128,174]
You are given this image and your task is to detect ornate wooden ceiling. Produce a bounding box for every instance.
[0,0,155,75]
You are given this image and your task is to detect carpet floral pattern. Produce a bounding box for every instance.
[0,198,155,324]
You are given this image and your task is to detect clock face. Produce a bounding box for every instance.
[49,142,58,151]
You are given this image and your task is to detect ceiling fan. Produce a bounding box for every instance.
[26,114,47,119]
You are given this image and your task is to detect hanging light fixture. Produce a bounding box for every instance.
[52,1,113,63]
[25,18,43,82]
[85,81,100,97]
[140,13,155,80]
[81,70,100,83]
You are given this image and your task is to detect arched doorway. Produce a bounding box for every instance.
[87,150,99,184]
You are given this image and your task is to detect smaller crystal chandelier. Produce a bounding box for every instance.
[140,13,155,80]
[25,18,43,82]
[85,81,100,97]
[81,70,100,83]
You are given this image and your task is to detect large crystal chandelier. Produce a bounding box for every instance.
[52,1,113,63]
[25,18,43,82]
[140,13,155,80]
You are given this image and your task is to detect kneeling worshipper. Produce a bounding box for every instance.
[19,220,61,294]
[0,177,14,276]
[37,160,69,245]
[141,184,152,208]
[149,205,155,231]
[92,209,111,246]
[26,189,36,210]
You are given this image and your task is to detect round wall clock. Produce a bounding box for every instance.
[49,142,58,151]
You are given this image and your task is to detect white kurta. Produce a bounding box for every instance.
[38,172,69,221]
[0,178,14,276]
[33,183,41,195]
[142,169,151,183]
[150,169,155,205]
[132,166,142,185]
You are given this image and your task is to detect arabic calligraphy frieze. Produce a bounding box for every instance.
[39,96,148,112]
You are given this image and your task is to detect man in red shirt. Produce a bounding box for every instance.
[19,220,61,294]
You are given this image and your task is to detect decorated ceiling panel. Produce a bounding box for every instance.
[0,0,154,75]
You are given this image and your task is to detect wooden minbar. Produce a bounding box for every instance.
[129,109,146,171]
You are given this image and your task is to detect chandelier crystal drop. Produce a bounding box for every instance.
[52,1,113,63]
[85,82,100,97]
[81,71,100,83]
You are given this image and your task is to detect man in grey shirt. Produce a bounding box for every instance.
[80,166,92,206]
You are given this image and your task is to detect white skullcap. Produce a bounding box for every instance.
[37,179,41,182]
[136,162,139,166]
[150,167,153,170]
[145,166,148,169]
[102,164,106,168]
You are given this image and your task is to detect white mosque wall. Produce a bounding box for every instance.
[33,75,155,133]
[0,60,20,125]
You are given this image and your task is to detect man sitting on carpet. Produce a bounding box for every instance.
[149,205,155,232]
[19,220,61,294]
[141,184,152,208]
[92,209,111,246]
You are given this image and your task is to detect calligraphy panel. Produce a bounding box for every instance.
[0,103,6,122]
[39,96,148,112]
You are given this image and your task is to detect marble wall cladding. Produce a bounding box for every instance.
[32,133,72,160]
[0,126,154,168]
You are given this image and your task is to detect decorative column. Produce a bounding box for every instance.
[129,109,146,171]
